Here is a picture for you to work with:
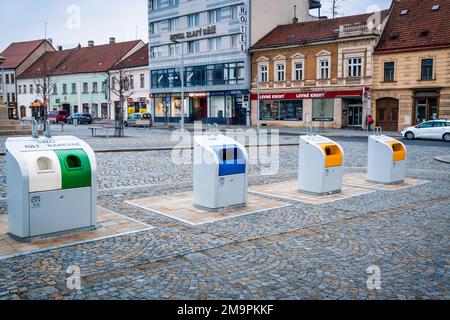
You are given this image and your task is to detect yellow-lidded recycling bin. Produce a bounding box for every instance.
[299,135,344,195]
[368,134,407,184]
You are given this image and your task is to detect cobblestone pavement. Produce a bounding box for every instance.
[0,133,449,300]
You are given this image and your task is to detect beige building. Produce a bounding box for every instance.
[372,0,450,131]
[249,11,389,129]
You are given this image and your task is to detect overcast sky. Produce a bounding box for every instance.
[0,0,392,51]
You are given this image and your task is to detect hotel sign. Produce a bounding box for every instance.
[170,26,217,42]
[239,5,248,52]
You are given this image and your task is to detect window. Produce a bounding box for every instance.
[149,22,158,35]
[71,83,77,94]
[151,46,163,58]
[11,93,15,102]
[62,83,67,94]
[384,61,395,82]
[82,82,88,93]
[168,18,178,31]
[312,99,334,121]
[276,63,285,82]
[294,62,303,81]
[231,5,239,20]
[30,84,34,94]
[5,74,9,84]
[188,13,200,28]
[188,40,200,54]
[230,34,239,49]
[421,59,433,80]
[169,44,179,56]
[23,85,27,94]
[53,84,58,95]
[102,81,107,92]
[208,9,221,24]
[320,60,329,79]
[92,82,98,93]
[11,74,15,84]
[149,0,158,11]
[259,64,268,83]
[140,74,145,88]
[347,58,362,77]
[129,75,134,90]
[208,37,221,51]
[18,85,22,94]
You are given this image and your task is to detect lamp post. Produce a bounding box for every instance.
[0,56,5,104]
[171,39,185,132]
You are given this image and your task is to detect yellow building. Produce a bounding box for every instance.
[249,11,389,129]
[372,0,450,131]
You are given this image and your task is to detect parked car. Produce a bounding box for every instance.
[124,113,153,127]
[401,120,450,141]
[67,113,93,125]
[47,110,69,123]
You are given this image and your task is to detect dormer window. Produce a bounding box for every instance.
[420,30,430,37]
[432,5,440,11]
[400,9,409,15]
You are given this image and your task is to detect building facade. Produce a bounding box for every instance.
[109,45,150,120]
[372,0,450,131]
[17,40,144,120]
[148,0,319,125]
[0,39,54,119]
[250,11,388,129]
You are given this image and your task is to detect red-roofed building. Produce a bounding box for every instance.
[250,10,389,129]
[0,39,54,118]
[17,39,144,119]
[109,45,150,118]
[372,0,450,131]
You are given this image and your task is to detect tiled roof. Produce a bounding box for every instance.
[0,39,48,69]
[17,49,76,79]
[252,11,389,50]
[111,45,148,70]
[18,40,142,79]
[376,0,450,53]
[51,40,142,75]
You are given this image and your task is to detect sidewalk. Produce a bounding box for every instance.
[152,122,402,138]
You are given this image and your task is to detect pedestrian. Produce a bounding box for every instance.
[367,115,374,131]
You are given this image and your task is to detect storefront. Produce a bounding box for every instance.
[251,90,364,129]
[151,90,247,125]
[127,98,149,116]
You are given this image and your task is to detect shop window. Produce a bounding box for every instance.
[260,100,303,121]
[312,99,334,121]
[211,96,226,118]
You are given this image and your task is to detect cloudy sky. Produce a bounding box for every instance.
[0,0,392,51]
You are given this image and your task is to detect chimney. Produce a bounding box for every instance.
[58,46,63,51]
[77,43,82,49]
[109,37,116,44]
[88,40,95,47]
[292,5,299,24]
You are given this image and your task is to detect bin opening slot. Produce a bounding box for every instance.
[389,142,406,161]
[217,145,245,164]
[66,155,82,170]
[319,143,343,168]
[36,156,54,173]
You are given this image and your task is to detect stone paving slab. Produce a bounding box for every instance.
[0,207,154,259]
[125,191,292,226]
[343,172,431,190]
[249,180,375,205]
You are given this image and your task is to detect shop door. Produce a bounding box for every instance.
[415,97,438,124]
[348,104,363,127]
[376,98,399,131]
[201,97,207,118]
[20,106,26,118]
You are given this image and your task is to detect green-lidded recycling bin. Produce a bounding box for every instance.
[55,149,92,189]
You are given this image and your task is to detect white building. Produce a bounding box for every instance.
[148,0,320,125]
[108,45,150,120]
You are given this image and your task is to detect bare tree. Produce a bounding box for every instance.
[109,69,135,137]
[33,66,54,126]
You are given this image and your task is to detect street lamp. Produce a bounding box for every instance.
[171,39,185,132]
[0,56,5,104]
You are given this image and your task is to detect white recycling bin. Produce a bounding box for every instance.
[5,135,97,240]
[193,134,248,211]
[368,134,406,184]
[298,135,344,195]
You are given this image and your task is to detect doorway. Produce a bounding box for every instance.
[191,97,207,121]
[20,106,26,118]
[376,98,399,131]
[346,98,363,127]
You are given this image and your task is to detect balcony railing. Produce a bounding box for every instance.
[339,23,377,37]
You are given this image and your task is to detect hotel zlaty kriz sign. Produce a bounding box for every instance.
[170,26,217,42]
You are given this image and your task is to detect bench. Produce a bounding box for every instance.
[88,120,116,138]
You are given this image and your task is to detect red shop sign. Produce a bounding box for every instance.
[251,90,362,101]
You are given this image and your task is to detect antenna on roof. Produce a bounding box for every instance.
[292,5,299,24]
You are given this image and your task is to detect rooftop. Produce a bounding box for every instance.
[0,39,52,69]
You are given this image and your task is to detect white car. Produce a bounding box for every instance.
[400,120,450,142]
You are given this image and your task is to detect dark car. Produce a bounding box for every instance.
[48,110,69,123]
[68,113,93,125]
